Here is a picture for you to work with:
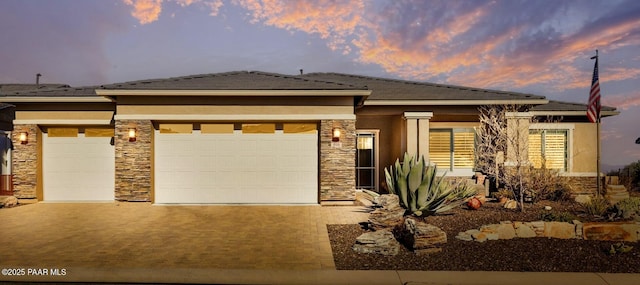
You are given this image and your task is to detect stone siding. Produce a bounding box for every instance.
[115,120,152,201]
[320,119,356,201]
[569,176,604,195]
[11,124,38,199]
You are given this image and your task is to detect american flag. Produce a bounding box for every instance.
[587,55,601,123]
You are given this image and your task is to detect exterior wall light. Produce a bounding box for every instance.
[128,128,137,142]
[332,128,341,142]
[19,132,28,145]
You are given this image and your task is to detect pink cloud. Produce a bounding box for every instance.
[124,0,224,24]
[119,0,640,95]
[603,91,640,110]
[123,0,163,25]
[234,0,364,52]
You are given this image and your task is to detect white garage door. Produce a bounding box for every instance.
[43,129,115,201]
[154,124,318,204]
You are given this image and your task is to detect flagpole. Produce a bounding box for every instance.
[591,49,601,198]
[597,114,601,198]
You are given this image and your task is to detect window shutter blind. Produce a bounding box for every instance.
[528,131,543,168]
[453,131,475,168]
[543,131,566,170]
[429,131,451,168]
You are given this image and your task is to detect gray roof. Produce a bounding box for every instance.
[99,71,367,91]
[299,72,546,101]
[0,83,70,93]
[531,100,617,113]
[0,86,100,97]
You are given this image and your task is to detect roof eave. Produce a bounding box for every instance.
[363,99,549,106]
[0,97,113,103]
[95,89,372,96]
[531,110,620,117]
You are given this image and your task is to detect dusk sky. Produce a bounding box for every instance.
[1,0,639,169]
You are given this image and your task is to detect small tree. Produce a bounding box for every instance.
[475,105,509,189]
[476,105,532,212]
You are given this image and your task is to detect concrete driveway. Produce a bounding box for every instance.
[0,202,370,271]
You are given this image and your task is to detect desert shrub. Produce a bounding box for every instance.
[612,197,640,219]
[607,242,634,255]
[618,160,640,191]
[384,153,476,217]
[491,188,514,199]
[501,167,573,203]
[581,196,610,217]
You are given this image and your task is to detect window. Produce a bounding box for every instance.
[159,124,192,134]
[528,129,567,170]
[242,123,275,134]
[356,131,378,191]
[429,128,475,171]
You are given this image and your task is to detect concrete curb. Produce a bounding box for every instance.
[1,268,639,285]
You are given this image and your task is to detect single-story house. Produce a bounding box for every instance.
[0,71,619,204]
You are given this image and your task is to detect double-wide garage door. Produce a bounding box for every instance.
[154,123,318,204]
[42,128,115,201]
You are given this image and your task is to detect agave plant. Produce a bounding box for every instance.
[384,153,476,216]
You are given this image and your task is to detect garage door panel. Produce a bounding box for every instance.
[43,134,115,201]
[155,127,317,204]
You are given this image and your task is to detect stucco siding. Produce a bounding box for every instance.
[572,123,598,173]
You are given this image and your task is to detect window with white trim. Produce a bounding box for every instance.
[356,131,378,191]
[429,128,475,171]
[528,129,567,171]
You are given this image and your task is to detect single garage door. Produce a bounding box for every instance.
[154,123,318,204]
[42,127,115,201]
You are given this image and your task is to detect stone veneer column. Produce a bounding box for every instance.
[11,124,39,200]
[115,120,152,201]
[320,119,356,202]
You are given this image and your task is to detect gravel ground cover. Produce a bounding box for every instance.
[328,200,640,272]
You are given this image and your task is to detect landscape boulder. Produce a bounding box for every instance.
[543,222,576,239]
[503,199,518,209]
[368,194,406,229]
[582,222,639,242]
[353,229,401,256]
[514,222,537,238]
[399,217,447,255]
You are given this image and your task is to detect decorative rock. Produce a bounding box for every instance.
[495,223,516,239]
[353,230,401,256]
[528,221,546,237]
[574,195,592,204]
[486,233,500,240]
[455,232,473,241]
[544,222,576,239]
[504,199,518,209]
[515,223,537,238]
[402,217,447,253]
[466,229,481,235]
[573,220,583,239]
[368,207,405,229]
[374,194,402,210]
[472,232,488,242]
[474,194,487,205]
[583,222,639,242]
[369,194,405,229]
[467,197,482,210]
[0,196,18,208]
